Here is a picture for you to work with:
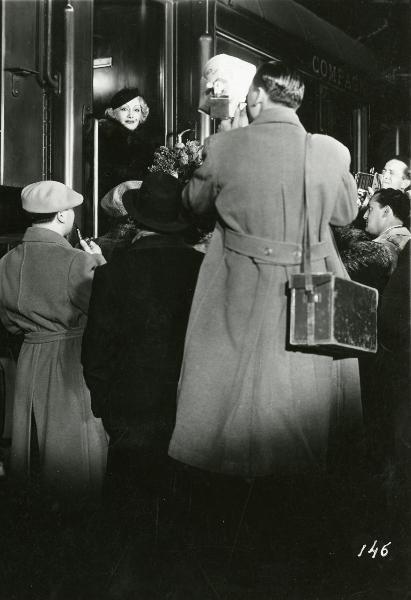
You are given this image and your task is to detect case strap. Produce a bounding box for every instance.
[302,134,316,345]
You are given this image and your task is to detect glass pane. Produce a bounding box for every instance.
[216,36,319,133]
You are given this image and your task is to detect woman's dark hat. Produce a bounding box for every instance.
[122,172,189,233]
[110,88,142,110]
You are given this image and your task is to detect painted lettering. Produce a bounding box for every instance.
[312,55,320,74]
[311,54,361,94]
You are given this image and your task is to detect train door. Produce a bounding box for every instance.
[88,0,172,236]
[0,0,93,231]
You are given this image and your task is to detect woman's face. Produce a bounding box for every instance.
[112,97,144,131]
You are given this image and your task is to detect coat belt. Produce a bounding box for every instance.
[224,229,331,266]
[24,327,85,344]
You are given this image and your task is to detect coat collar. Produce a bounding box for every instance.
[23,226,73,249]
[130,233,190,251]
[374,225,411,250]
[250,105,305,129]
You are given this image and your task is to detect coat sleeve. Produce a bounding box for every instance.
[340,239,397,294]
[81,264,118,418]
[182,136,219,229]
[67,252,106,314]
[330,145,359,226]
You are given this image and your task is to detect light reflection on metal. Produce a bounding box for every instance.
[198,34,213,144]
[353,108,362,174]
[164,0,174,146]
[64,1,75,187]
[0,0,5,184]
[46,0,61,93]
[93,118,99,238]
[353,106,368,173]
[93,57,112,69]
[395,126,400,155]
[141,0,147,21]
[216,31,276,61]
[197,0,213,143]
[205,0,209,33]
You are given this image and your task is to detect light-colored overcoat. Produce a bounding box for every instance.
[169,106,362,478]
[0,227,108,497]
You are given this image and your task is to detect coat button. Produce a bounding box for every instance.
[264,247,273,256]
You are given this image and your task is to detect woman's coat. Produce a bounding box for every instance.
[98,118,154,197]
[0,227,108,498]
[168,106,362,478]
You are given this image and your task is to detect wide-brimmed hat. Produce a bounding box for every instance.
[100,180,142,218]
[122,172,188,233]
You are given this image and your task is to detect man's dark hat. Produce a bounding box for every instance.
[110,87,142,110]
[122,172,188,233]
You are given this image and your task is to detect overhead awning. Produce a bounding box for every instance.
[218,0,379,77]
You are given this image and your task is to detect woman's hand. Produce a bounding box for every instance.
[80,239,102,255]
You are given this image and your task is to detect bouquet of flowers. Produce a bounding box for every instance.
[148,140,203,183]
[148,137,214,252]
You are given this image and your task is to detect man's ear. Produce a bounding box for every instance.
[255,86,266,105]
[56,211,65,224]
[383,205,393,218]
[401,177,411,192]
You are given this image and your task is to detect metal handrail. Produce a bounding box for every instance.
[92,118,99,238]
[45,0,61,93]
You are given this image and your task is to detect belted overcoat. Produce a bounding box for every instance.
[0,227,108,497]
[169,106,362,478]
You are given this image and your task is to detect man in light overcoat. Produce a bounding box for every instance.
[169,61,362,480]
[0,181,108,501]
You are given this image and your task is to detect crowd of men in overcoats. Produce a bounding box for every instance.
[0,61,410,583]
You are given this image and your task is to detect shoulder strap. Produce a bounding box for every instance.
[302,134,316,345]
[303,133,313,284]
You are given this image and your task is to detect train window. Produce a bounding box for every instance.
[216,36,265,70]
[216,35,320,135]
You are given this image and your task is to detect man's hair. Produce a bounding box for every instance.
[373,188,411,226]
[26,212,57,224]
[252,61,305,109]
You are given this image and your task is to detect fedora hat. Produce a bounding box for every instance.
[122,172,188,233]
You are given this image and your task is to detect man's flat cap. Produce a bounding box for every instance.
[21,181,83,213]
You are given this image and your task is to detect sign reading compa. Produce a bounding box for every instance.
[312,55,361,94]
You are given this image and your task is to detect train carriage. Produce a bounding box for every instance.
[0,0,408,238]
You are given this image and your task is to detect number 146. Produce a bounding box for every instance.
[358,540,391,559]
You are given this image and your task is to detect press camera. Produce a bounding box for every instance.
[355,169,381,206]
[355,169,381,193]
